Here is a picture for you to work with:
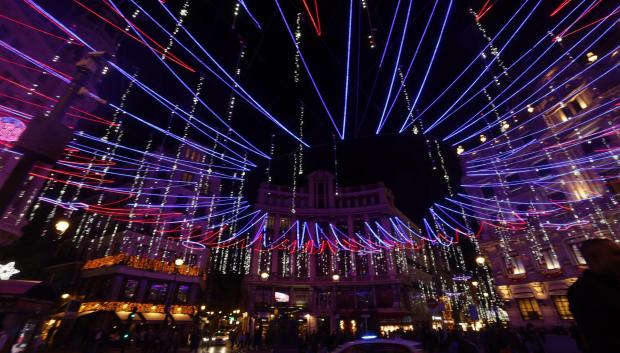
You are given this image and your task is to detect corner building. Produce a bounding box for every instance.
[461,48,620,328]
[244,171,433,336]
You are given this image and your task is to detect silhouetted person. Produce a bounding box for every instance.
[568,238,620,353]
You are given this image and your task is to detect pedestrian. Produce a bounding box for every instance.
[522,324,543,353]
[448,330,480,353]
[189,330,200,353]
[567,238,620,353]
[569,323,586,353]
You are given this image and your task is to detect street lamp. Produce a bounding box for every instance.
[260,272,269,280]
[475,256,486,265]
[586,51,598,62]
[54,219,70,235]
[471,280,479,287]
[332,274,340,281]
[174,258,185,267]
[60,293,70,300]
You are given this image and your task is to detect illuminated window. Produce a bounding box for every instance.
[507,255,526,275]
[122,279,139,300]
[552,295,574,320]
[181,172,194,182]
[570,243,587,265]
[266,215,275,230]
[280,217,290,230]
[541,249,561,270]
[147,282,168,302]
[517,298,543,321]
[176,284,190,304]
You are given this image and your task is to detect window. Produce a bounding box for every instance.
[606,178,620,195]
[122,279,139,300]
[552,295,574,320]
[185,254,198,266]
[355,253,369,277]
[375,285,394,308]
[254,287,271,307]
[160,249,176,263]
[181,172,194,182]
[267,215,275,230]
[356,287,372,309]
[147,282,168,302]
[316,182,326,208]
[507,255,526,275]
[176,284,190,304]
[280,217,290,230]
[517,298,543,321]
[570,243,587,265]
[541,249,561,270]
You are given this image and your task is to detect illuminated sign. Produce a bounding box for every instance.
[274,291,289,303]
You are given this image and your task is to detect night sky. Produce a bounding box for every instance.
[82,0,611,223]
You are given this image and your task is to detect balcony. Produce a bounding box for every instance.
[82,253,204,277]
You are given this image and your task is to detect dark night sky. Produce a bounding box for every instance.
[81,0,611,223]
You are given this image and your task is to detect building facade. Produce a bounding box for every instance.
[244,171,434,336]
[461,47,620,328]
[0,0,121,245]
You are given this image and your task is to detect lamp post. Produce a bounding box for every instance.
[164,258,184,325]
[0,51,106,216]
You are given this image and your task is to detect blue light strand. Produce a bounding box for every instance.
[399,0,453,133]
[451,49,620,146]
[341,0,354,139]
[464,98,620,167]
[273,0,342,139]
[446,8,619,141]
[378,0,402,67]
[424,0,544,134]
[238,0,262,30]
[376,0,414,134]
[21,0,269,160]
[407,0,533,128]
[381,0,440,122]
[131,1,304,150]
[432,0,587,135]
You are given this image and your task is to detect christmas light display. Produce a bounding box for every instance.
[0,1,617,323]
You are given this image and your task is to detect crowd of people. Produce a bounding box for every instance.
[415,324,546,353]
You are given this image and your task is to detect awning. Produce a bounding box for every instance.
[172,314,193,322]
[139,312,194,324]
[78,310,95,317]
[141,313,166,322]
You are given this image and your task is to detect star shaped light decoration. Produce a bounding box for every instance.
[0,262,20,280]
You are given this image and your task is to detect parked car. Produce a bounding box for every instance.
[332,338,422,353]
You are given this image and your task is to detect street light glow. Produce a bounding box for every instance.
[174,258,185,266]
[55,220,70,235]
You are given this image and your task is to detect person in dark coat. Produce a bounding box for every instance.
[568,238,620,353]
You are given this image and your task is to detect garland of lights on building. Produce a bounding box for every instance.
[0,0,617,323]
